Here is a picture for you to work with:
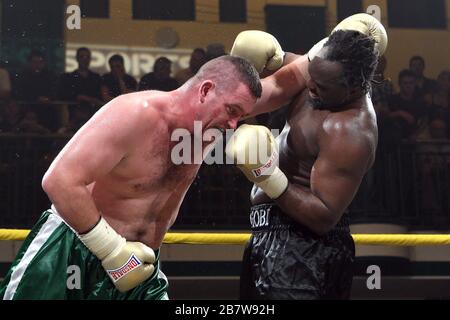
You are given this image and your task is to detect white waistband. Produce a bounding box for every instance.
[50,204,59,216]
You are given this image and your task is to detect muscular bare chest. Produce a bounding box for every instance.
[252,92,328,204]
[89,123,200,247]
[104,133,200,196]
[277,91,328,185]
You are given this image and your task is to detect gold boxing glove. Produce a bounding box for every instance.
[231,30,285,73]
[226,124,288,199]
[79,217,156,292]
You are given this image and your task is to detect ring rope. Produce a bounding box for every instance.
[1,229,450,246]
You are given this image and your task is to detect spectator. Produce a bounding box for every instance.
[415,71,450,140]
[57,107,91,136]
[58,47,103,119]
[425,70,450,119]
[0,99,22,133]
[101,54,137,102]
[0,67,11,100]
[138,57,179,91]
[18,110,51,134]
[14,50,56,102]
[14,50,59,131]
[205,43,226,61]
[409,55,437,96]
[388,69,427,140]
[428,117,448,140]
[418,117,449,223]
[175,48,207,85]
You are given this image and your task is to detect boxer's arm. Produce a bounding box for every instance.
[258,52,302,78]
[275,122,372,235]
[43,97,157,292]
[248,54,309,117]
[42,96,147,233]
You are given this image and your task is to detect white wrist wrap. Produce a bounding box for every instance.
[256,167,288,199]
[78,217,126,260]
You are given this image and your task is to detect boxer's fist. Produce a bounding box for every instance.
[102,241,155,292]
[333,13,388,55]
[225,124,288,199]
[79,217,155,292]
[231,30,285,73]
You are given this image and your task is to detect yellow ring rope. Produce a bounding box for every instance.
[1,229,450,245]
[0,229,31,241]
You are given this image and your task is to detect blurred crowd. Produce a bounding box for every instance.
[373,56,450,147]
[0,45,449,142]
[0,43,226,136]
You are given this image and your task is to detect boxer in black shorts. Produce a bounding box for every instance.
[226,14,387,299]
[240,204,354,299]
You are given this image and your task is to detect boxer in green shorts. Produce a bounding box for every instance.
[0,55,261,299]
[0,208,168,300]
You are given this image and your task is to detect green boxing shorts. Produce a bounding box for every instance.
[0,208,169,300]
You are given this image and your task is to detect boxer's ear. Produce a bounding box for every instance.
[199,80,215,103]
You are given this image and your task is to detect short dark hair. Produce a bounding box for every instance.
[227,55,262,98]
[409,55,425,67]
[108,54,124,65]
[323,30,378,93]
[398,69,416,82]
[154,56,171,67]
[195,55,262,98]
[76,47,91,58]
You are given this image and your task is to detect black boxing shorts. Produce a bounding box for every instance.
[240,203,355,300]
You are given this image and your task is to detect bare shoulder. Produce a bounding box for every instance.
[110,92,161,117]
[98,92,163,130]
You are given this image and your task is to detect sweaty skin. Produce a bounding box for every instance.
[43,82,256,249]
[250,53,378,235]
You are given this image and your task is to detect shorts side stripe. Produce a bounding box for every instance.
[3,213,63,300]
